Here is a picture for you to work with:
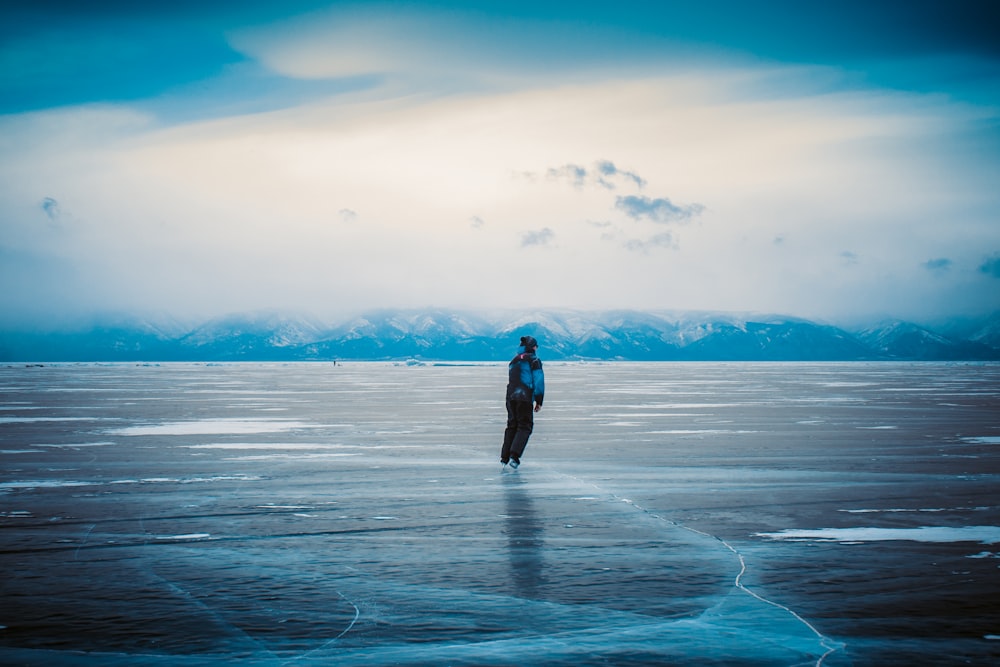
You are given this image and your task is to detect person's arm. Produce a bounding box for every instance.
[532,362,544,411]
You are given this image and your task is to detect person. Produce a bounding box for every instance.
[501,335,545,469]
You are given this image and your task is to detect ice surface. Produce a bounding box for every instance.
[1,361,999,666]
[757,526,1000,544]
[965,436,1000,444]
[0,480,97,489]
[109,419,318,436]
[0,417,104,424]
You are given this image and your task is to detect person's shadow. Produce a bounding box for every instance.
[502,474,544,598]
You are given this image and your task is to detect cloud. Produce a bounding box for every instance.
[615,195,704,223]
[229,6,591,85]
[625,232,676,253]
[923,257,952,273]
[595,160,646,189]
[545,160,646,191]
[40,197,60,221]
[3,4,998,326]
[980,253,1000,278]
[593,220,678,253]
[229,10,442,80]
[521,228,554,248]
[546,164,588,188]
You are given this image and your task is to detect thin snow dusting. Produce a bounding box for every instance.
[109,419,318,435]
[757,526,1000,544]
[0,480,97,489]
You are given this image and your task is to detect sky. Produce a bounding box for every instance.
[2,0,999,328]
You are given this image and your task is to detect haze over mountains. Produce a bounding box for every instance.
[3,310,999,362]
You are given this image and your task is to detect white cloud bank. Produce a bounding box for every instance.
[1,7,998,326]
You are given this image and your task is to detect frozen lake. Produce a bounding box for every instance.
[1,362,998,666]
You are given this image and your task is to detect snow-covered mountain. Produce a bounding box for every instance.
[935,312,1000,351]
[176,311,328,360]
[2,309,999,362]
[856,320,998,361]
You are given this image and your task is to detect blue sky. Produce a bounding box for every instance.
[2,1,999,326]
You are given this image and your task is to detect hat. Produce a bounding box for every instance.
[520,335,538,349]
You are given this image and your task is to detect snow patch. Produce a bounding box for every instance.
[0,480,96,489]
[109,419,317,435]
[0,417,104,424]
[108,475,262,485]
[963,436,1000,444]
[647,429,758,435]
[184,442,331,450]
[758,526,1000,544]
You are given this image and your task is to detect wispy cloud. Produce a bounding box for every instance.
[541,161,699,251]
[595,160,646,189]
[980,253,1000,278]
[923,257,952,273]
[338,208,357,223]
[615,195,704,224]
[546,164,588,188]
[521,228,554,248]
[625,232,676,253]
[840,251,860,265]
[40,197,60,221]
[544,160,646,191]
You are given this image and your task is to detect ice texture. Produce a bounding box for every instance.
[1,361,999,666]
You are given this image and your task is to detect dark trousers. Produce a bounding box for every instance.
[501,399,534,462]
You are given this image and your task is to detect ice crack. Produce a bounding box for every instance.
[552,467,844,667]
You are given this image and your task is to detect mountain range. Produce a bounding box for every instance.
[2,309,999,362]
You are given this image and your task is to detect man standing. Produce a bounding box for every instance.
[501,335,545,469]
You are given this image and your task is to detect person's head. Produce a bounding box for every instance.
[520,335,538,352]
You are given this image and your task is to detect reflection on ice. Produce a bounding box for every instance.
[503,474,543,599]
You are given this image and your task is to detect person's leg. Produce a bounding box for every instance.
[501,398,517,463]
[509,400,534,462]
